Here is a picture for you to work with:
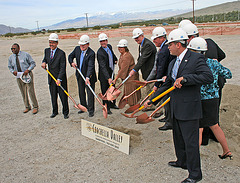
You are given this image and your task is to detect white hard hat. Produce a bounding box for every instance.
[98,33,108,41]
[178,19,192,28]
[132,28,143,39]
[182,23,199,36]
[20,73,31,84]
[188,37,208,51]
[78,35,90,45]
[117,39,128,47]
[151,27,167,40]
[166,29,188,44]
[49,33,58,41]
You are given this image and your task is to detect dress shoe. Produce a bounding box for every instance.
[168,161,187,170]
[89,113,94,117]
[64,114,69,119]
[78,110,84,114]
[181,178,202,183]
[23,108,31,113]
[50,113,58,118]
[32,108,38,114]
[107,110,112,115]
[110,105,119,109]
[158,118,167,122]
[158,123,172,131]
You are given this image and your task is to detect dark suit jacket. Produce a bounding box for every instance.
[151,50,213,121]
[68,46,97,83]
[97,44,117,82]
[205,38,225,62]
[42,47,67,85]
[155,41,176,87]
[133,38,156,80]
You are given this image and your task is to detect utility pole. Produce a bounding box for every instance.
[191,0,196,23]
[36,21,39,31]
[85,13,89,27]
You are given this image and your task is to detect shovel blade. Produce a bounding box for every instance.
[118,98,128,109]
[75,104,87,112]
[124,104,140,113]
[136,113,154,124]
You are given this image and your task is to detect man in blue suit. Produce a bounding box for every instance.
[145,29,213,183]
[68,35,97,117]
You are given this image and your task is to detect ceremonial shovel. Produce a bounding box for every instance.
[44,68,87,112]
[121,86,175,118]
[132,79,164,86]
[76,68,108,118]
[106,75,131,101]
[124,90,155,113]
[136,97,170,124]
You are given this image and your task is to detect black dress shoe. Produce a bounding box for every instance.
[78,110,84,114]
[181,178,202,183]
[50,113,58,118]
[168,161,187,170]
[107,110,112,114]
[64,114,69,119]
[158,123,172,131]
[89,113,94,117]
[110,105,119,109]
[158,118,167,122]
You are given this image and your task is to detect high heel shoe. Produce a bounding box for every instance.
[218,151,233,160]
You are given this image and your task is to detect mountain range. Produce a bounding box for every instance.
[0,24,31,35]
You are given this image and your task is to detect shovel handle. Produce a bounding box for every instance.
[149,97,170,118]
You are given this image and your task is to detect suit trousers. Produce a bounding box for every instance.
[172,117,202,180]
[99,79,116,110]
[17,72,38,109]
[49,80,69,115]
[77,78,95,113]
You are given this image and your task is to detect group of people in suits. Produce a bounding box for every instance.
[8,19,232,183]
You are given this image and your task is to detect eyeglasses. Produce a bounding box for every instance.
[11,48,16,50]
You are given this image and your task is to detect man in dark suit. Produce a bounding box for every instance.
[145,29,213,183]
[41,33,69,119]
[97,33,118,114]
[68,35,97,117]
[146,27,175,130]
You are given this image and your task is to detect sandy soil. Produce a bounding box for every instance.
[0,29,240,183]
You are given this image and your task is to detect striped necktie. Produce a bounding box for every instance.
[107,48,114,71]
[50,50,54,59]
[172,57,181,80]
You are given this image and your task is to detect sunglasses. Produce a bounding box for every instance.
[11,48,16,50]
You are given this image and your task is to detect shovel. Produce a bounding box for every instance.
[118,85,144,109]
[44,68,87,112]
[124,89,155,113]
[132,79,164,86]
[76,68,108,118]
[121,86,175,118]
[136,97,170,124]
[106,75,131,101]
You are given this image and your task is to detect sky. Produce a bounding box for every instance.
[0,0,235,29]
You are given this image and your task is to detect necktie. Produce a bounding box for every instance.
[172,57,181,80]
[50,50,54,59]
[16,54,22,72]
[107,48,114,71]
[80,51,85,70]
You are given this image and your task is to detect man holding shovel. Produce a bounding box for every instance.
[68,35,97,117]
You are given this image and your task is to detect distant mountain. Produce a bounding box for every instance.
[44,9,190,30]
[175,1,240,18]
[0,24,31,35]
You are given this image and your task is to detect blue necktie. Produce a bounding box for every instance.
[172,57,181,80]
[107,48,114,71]
[80,51,85,70]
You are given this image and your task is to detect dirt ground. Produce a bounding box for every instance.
[0,28,240,183]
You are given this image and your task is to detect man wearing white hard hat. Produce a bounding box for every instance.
[147,27,175,130]
[41,33,69,119]
[8,43,39,114]
[68,35,97,117]
[97,33,118,114]
[144,29,213,183]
